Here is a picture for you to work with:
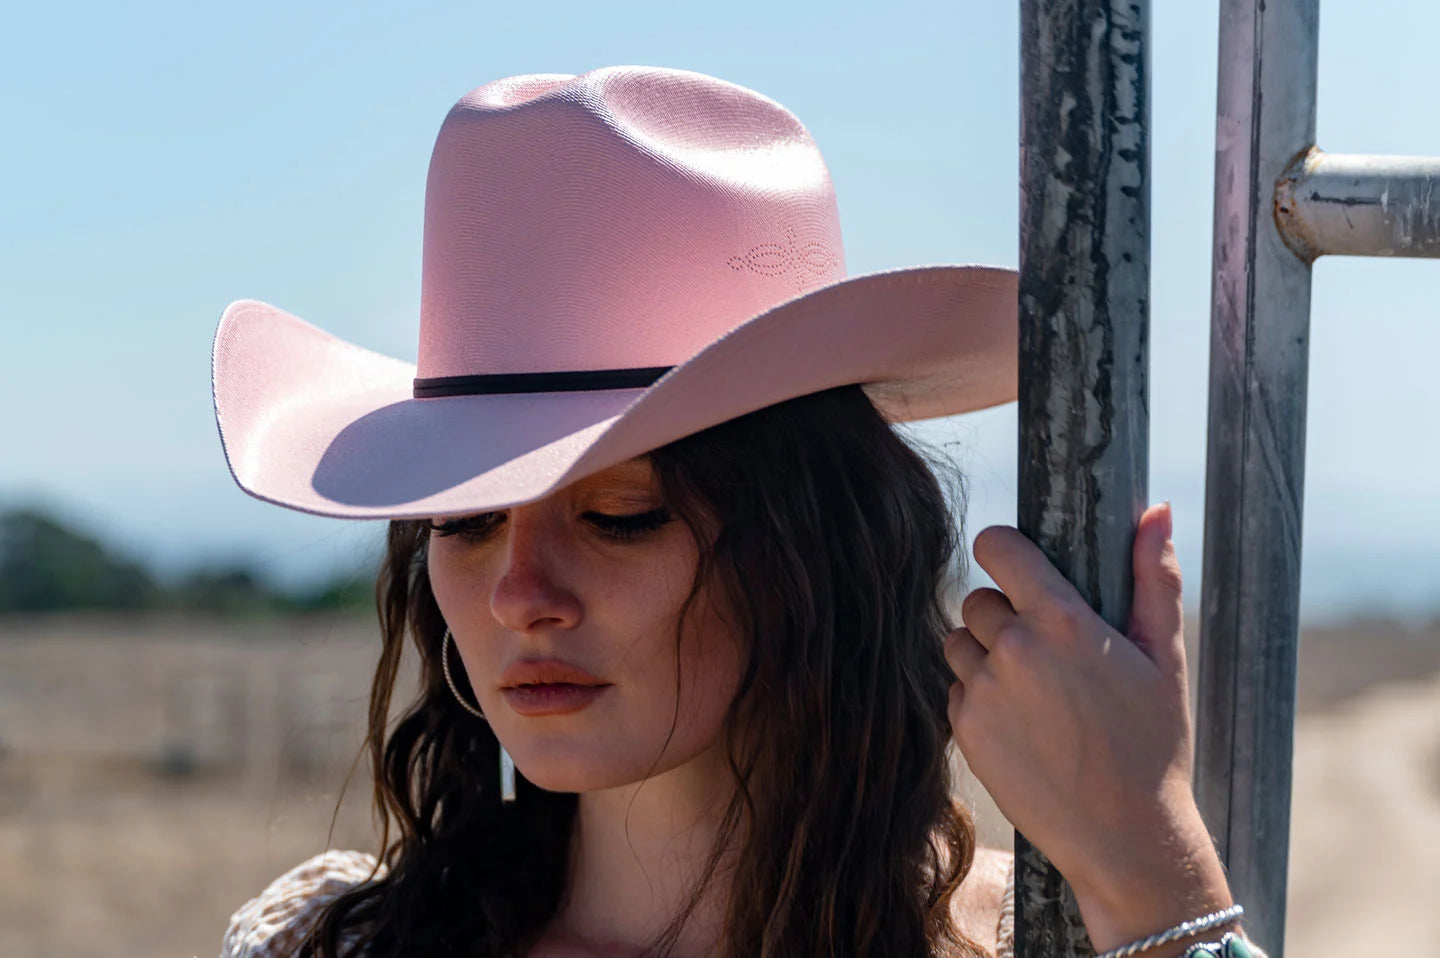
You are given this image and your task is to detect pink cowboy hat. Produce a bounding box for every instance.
[211,66,1018,520]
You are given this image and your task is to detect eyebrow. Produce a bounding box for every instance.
[576,458,659,489]
[594,456,654,478]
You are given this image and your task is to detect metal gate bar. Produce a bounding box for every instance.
[1194,2,1318,955]
[1198,2,1439,956]
[1015,0,1150,953]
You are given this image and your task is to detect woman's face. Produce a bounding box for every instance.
[426,457,744,793]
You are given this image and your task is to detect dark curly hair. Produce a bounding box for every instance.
[302,384,987,957]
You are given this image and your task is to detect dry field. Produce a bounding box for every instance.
[0,614,1436,956]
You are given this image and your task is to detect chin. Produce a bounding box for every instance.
[504,737,697,793]
[513,754,655,793]
[520,764,635,793]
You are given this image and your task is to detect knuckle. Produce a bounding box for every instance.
[960,587,1006,628]
[1153,553,1185,594]
[989,624,1032,670]
[960,588,989,622]
[967,665,1001,700]
[946,683,965,719]
[949,699,980,750]
[950,676,1001,754]
[942,639,966,676]
[1050,596,1095,634]
[1057,602,1088,633]
[992,619,1028,648]
[1136,543,1184,595]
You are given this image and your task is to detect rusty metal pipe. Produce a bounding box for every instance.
[1276,149,1440,260]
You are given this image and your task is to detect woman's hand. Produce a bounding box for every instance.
[945,502,1238,954]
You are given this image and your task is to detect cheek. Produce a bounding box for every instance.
[426,538,473,613]
[426,537,503,642]
[652,592,746,756]
[424,541,505,692]
[615,538,745,757]
[572,604,741,791]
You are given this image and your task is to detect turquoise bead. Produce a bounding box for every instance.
[1183,937,1253,958]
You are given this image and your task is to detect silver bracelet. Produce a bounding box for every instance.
[1094,904,1245,958]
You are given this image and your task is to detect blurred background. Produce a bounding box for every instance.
[3,0,1438,954]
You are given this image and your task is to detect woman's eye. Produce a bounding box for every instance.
[426,512,504,542]
[583,508,673,542]
[425,508,671,544]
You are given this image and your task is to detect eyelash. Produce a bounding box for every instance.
[426,508,673,544]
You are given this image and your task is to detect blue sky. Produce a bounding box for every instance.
[3,0,1438,621]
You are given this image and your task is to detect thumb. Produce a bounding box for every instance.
[1128,501,1185,667]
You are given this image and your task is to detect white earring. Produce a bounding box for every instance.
[441,628,517,804]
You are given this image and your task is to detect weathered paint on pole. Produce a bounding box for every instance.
[1276,150,1440,260]
[1197,0,1318,954]
[1017,0,1149,954]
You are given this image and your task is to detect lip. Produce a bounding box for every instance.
[498,658,612,717]
[499,658,608,689]
[501,683,609,716]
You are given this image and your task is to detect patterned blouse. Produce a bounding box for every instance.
[220,849,1258,958]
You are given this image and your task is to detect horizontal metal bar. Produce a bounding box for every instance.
[1276,149,1440,259]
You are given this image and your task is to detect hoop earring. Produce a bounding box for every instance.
[441,628,517,804]
[441,627,486,719]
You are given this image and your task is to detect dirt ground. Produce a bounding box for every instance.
[0,614,1436,956]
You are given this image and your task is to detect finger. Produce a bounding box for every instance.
[1127,501,1185,668]
[959,587,1018,651]
[943,627,988,682]
[971,525,1080,613]
[947,680,965,718]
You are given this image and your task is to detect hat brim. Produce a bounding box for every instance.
[211,264,1017,520]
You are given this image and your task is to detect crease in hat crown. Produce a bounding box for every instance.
[415,65,849,384]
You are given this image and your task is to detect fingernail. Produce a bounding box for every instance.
[1162,499,1174,540]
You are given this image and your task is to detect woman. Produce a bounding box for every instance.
[214,67,1262,957]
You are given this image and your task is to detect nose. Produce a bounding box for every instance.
[488,508,583,634]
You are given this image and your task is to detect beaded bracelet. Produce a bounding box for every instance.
[1182,932,1255,957]
[1093,904,1245,958]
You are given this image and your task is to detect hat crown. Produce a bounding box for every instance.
[416,66,847,380]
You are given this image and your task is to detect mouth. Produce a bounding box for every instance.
[499,657,608,689]
[499,659,611,716]
[500,682,611,716]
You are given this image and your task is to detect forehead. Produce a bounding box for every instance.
[569,456,656,490]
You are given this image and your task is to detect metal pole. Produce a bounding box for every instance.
[1276,150,1440,259]
[1017,0,1149,954]
[1196,0,1319,954]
